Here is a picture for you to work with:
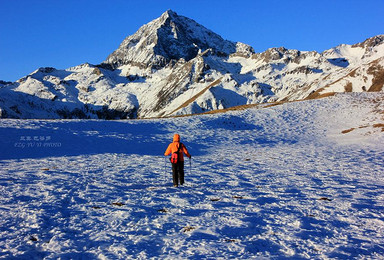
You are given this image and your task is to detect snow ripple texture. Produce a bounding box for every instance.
[0,93,383,259]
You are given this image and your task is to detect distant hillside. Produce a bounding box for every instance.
[0,10,383,119]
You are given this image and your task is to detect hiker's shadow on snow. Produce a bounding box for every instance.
[0,120,210,159]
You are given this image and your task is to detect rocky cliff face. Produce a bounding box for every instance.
[0,10,383,119]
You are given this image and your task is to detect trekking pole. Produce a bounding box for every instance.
[189,157,192,176]
[164,156,167,184]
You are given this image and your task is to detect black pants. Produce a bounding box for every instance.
[172,161,184,186]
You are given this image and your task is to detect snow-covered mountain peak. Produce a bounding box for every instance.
[103,10,240,70]
[352,34,384,49]
[323,35,384,65]
[250,47,321,67]
[158,9,178,23]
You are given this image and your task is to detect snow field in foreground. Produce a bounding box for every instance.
[0,93,383,259]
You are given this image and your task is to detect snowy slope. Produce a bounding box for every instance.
[1,93,384,259]
[0,10,383,119]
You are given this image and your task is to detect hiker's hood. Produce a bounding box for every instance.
[173,134,180,142]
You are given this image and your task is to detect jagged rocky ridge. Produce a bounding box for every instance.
[0,10,383,119]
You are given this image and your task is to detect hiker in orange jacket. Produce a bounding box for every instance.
[164,134,191,187]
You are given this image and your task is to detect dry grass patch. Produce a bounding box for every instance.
[263,101,286,108]
[373,123,384,132]
[201,103,261,114]
[341,128,355,134]
[367,59,384,92]
[344,82,353,92]
[182,226,195,232]
[306,87,336,100]
[342,123,384,134]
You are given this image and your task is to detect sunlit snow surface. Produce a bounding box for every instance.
[1,93,383,259]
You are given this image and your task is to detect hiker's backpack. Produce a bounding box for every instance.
[170,143,182,164]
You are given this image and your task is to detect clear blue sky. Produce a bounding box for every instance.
[1,0,383,82]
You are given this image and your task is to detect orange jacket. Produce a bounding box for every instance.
[164,134,191,161]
